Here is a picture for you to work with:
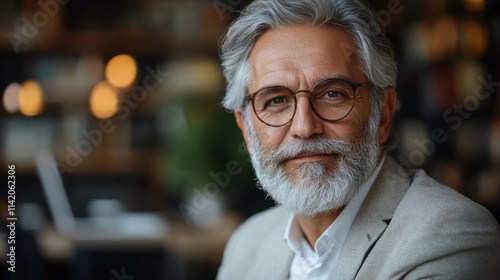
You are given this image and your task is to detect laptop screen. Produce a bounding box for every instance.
[35,150,76,234]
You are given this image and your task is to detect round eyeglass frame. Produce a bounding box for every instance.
[244,78,374,127]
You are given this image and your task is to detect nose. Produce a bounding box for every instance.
[289,93,323,139]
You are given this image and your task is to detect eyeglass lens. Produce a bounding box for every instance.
[252,79,357,126]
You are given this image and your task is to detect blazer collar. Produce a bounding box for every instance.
[334,156,412,279]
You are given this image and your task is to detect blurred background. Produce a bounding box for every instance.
[0,0,499,279]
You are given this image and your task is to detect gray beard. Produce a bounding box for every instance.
[245,114,380,218]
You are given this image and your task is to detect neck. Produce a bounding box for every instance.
[296,207,345,250]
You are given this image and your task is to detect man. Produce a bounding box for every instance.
[216,0,500,279]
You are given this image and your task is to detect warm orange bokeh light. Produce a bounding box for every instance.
[464,0,485,12]
[105,54,137,90]
[19,80,44,116]
[89,81,119,119]
[462,19,488,57]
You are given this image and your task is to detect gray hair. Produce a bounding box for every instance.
[220,0,398,149]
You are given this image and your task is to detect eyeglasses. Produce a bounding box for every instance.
[245,78,373,127]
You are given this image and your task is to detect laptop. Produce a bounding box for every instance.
[35,149,169,241]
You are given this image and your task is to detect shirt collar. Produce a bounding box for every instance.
[284,156,386,257]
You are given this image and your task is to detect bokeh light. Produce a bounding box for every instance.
[166,57,223,95]
[89,81,119,119]
[105,54,137,90]
[19,80,44,117]
[462,19,488,57]
[421,15,458,62]
[3,82,21,113]
[464,0,485,12]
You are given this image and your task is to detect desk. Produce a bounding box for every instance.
[1,212,241,280]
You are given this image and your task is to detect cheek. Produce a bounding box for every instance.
[326,107,371,141]
[323,122,358,142]
[252,117,286,152]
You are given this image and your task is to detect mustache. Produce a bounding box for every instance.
[269,136,352,163]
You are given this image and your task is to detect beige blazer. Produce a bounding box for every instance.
[217,157,500,279]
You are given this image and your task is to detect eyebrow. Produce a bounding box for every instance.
[251,74,360,93]
[312,74,359,85]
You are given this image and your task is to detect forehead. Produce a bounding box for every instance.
[248,24,363,90]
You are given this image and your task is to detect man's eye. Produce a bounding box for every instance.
[269,96,286,105]
[322,90,348,99]
[263,95,292,110]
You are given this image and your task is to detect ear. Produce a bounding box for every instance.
[235,109,253,156]
[378,87,397,145]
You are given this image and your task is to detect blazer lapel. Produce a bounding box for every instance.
[334,157,412,279]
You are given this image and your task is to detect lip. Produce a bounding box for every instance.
[285,153,334,163]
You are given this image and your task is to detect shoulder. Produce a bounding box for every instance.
[217,206,292,280]
[392,168,499,238]
[383,169,500,278]
[224,206,288,254]
[401,169,498,225]
[220,206,289,258]
[360,163,500,278]
[235,206,289,235]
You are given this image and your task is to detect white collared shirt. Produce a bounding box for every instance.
[284,157,385,280]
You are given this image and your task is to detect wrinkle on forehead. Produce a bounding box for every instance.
[248,24,363,91]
